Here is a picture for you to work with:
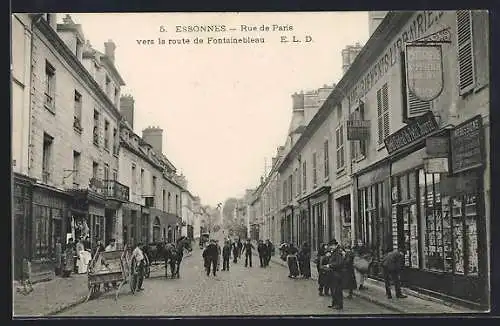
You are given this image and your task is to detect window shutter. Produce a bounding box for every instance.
[359,103,366,155]
[456,10,475,94]
[382,84,390,138]
[472,10,489,91]
[377,89,383,144]
[406,92,431,118]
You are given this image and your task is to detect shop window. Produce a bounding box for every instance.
[34,205,50,258]
[142,214,149,244]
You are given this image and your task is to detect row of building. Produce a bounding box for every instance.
[11,13,212,282]
[239,11,490,308]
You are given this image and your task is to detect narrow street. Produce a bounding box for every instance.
[57,245,394,316]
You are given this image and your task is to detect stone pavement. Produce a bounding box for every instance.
[57,246,395,316]
[13,273,89,317]
[254,250,480,314]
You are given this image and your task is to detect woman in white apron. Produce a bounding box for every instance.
[76,238,91,274]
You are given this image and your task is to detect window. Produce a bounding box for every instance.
[141,214,149,244]
[162,190,166,211]
[33,205,63,259]
[73,91,82,132]
[140,169,145,195]
[350,103,367,160]
[93,110,100,146]
[73,151,80,186]
[112,128,118,155]
[295,168,300,197]
[131,164,136,194]
[42,133,53,183]
[282,180,287,205]
[104,120,110,150]
[377,83,390,145]
[336,125,345,170]
[175,195,179,215]
[152,176,157,200]
[92,161,99,179]
[297,165,301,196]
[112,169,118,181]
[288,175,293,203]
[44,61,55,111]
[114,87,119,106]
[302,161,307,192]
[337,104,342,121]
[324,140,330,179]
[104,163,109,181]
[168,192,171,213]
[312,152,317,186]
[105,76,111,97]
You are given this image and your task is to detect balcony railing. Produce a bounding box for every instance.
[103,179,130,202]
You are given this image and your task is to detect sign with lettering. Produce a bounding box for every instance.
[450,115,484,174]
[347,120,370,140]
[426,136,449,157]
[423,157,449,173]
[384,111,439,154]
[405,44,444,101]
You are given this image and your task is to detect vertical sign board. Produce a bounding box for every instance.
[450,115,484,174]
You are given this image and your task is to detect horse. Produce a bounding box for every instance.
[162,236,192,278]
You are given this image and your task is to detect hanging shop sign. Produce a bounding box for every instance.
[405,43,444,102]
[450,115,484,174]
[384,111,439,154]
[426,136,449,157]
[347,120,370,140]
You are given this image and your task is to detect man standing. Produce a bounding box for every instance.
[381,246,407,299]
[222,240,231,271]
[202,239,219,276]
[131,242,146,292]
[232,240,239,263]
[257,240,267,267]
[242,239,255,268]
[237,239,243,258]
[216,240,222,271]
[265,239,273,267]
[325,239,344,310]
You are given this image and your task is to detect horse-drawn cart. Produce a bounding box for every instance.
[85,245,138,302]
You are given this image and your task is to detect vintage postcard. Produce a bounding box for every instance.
[11,11,490,317]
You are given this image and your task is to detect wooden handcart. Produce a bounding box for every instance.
[85,245,137,302]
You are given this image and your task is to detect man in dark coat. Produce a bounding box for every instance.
[298,242,312,278]
[316,243,329,296]
[257,240,267,267]
[222,240,231,271]
[237,239,243,258]
[265,239,273,267]
[202,240,219,276]
[232,240,239,263]
[242,239,255,268]
[381,246,407,299]
[325,239,345,310]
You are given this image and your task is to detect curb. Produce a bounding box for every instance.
[44,295,88,316]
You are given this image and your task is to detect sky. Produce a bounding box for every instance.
[61,12,369,206]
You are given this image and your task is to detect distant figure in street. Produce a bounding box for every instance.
[316,243,330,296]
[381,246,407,299]
[353,239,372,290]
[237,239,243,258]
[286,243,300,278]
[202,239,219,276]
[265,239,274,266]
[257,240,267,267]
[298,242,311,279]
[242,239,255,268]
[325,239,344,310]
[341,244,357,299]
[54,237,62,276]
[232,240,239,263]
[222,240,231,271]
[216,240,222,271]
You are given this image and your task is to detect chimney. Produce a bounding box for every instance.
[120,95,135,129]
[291,92,304,111]
[142,126,164,153]
[104,39,116,62]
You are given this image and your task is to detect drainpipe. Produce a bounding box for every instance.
[27,14,43,178]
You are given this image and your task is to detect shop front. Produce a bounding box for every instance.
[68,189,106,249]
[31,184,71,280]
[382,114,488,307]
[13,173,35,280]
[280,205,294,244]
[332,185,352,247]
[307,186,330,251]
[296,200,310,249]
[122,202,141,247]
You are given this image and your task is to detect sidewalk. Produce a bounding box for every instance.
[13,273,89,317]
[254,251,479,314]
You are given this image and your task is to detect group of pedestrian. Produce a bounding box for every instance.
[314,239,407,310]
[281,242,312,279]
[257,239,274,268]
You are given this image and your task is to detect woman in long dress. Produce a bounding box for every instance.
[342,245,357,299]
[76,238,91,274]
[286,243,300,278]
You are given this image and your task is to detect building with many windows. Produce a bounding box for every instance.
[244,10,489,308]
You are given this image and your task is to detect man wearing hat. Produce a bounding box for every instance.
[325,239,345,310]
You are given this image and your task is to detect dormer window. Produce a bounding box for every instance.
[76,39,83,60]
[105,75,111,97]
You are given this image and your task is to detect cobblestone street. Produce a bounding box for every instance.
[57,246,394,316]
